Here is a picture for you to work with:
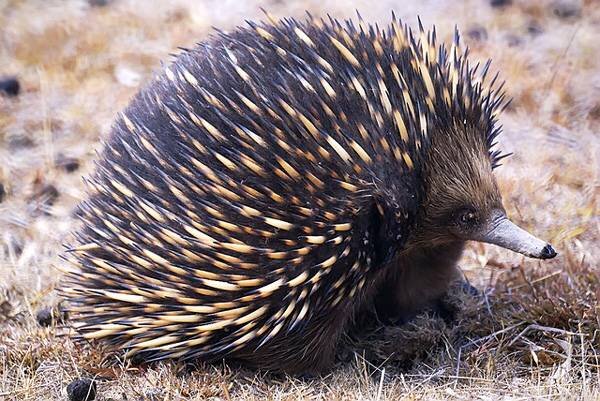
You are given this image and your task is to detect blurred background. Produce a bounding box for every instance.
[0,0,598,399]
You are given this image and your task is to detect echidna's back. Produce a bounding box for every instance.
[63,17,425,373]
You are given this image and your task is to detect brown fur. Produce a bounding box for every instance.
[414,124,504,246]
[372,125,501,323]
[375,242,464,323]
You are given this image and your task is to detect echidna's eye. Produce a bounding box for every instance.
[459,209,477,225]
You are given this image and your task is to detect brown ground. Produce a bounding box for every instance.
[1,0,599,400]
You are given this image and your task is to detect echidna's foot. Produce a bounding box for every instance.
[458,280,480,297]
[431,296,459,323]
[430,279,481,323]
[375,278,480,326]
[374,303,417,326]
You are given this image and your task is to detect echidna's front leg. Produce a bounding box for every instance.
[374,242,466,324]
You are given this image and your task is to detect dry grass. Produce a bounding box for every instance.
[1,0,599,399]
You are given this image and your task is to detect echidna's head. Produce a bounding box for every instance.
[414,121,556,260]
[386,24,558,260]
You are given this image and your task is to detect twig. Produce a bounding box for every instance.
[508,271,561,291]
[454,346,462,390]
[535,23,580,127]
[401,373,496,383]
[580,322,587,395]
[463,322,526,348]
[221,380,232,401]
[542,24,581,104]
[517,263,538,301]
[375,367,385,401]
[508,324,583,347]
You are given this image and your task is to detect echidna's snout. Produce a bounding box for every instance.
[473,211,557,259]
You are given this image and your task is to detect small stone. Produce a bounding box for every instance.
[490,0,512,7]
[0,183,5,203]
[5,235,23,257]
[0,300,12,320]
[527,21,544,37]
[506,34,522,47]
[55,154,80,173]
[589,103,600,121]
[88,0,109,6]
[7,134,34,149]
[67,378,97,401]
[34,184,59,205]
[0,76,20,97]
[551,0,581,19]
[36,308,53,326]
[28,183,60,216]
[466,25,488,42]
[36,305,67,326]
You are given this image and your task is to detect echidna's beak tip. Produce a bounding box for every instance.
[539,244,557,259]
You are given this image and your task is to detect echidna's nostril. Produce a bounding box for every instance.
[541,244,557,259]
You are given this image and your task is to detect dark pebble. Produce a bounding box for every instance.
[490,0,512,7]
[67,378,97,401]
[551,0,581,19]
[527,21,544,37]
[6,235,24,256]
[55,154,80,172]
[28,183,60,216]
[36,306,67,326]
[36,308,54,326]
[35,184,59,206]
[466,25,488,42]
[0,77,20,97]
[88,0,110,6]
[589,103,600,121]
[506,34,522,47]
[7,134,34,149]
[0,183,4,203]
[0,300,12,320]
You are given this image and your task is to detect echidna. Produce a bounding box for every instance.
[62,14,557,374]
